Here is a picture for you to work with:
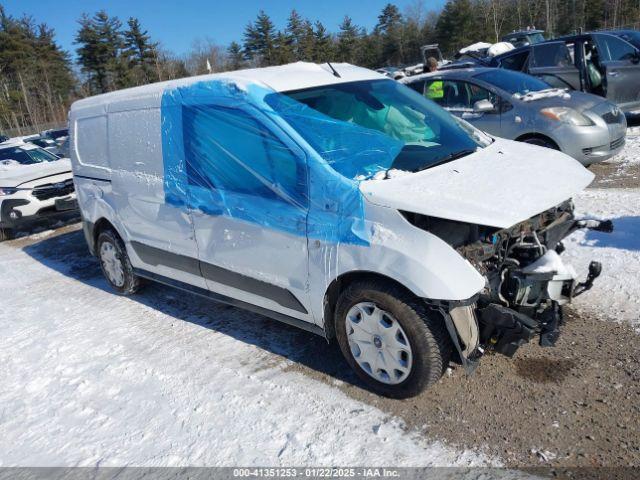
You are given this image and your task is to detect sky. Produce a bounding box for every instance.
[3,0,445,58]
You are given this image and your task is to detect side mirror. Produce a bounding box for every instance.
[473,99,495,113]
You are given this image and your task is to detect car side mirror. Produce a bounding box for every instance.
[473,99,495,113]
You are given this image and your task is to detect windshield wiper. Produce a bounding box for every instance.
[418,148,476,171]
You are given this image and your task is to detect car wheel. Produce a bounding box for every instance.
[334,280,452,398]
[97,229,143,295]
[0,228,14,241]
[522,136,559,150]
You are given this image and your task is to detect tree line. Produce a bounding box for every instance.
[2,0,640,134]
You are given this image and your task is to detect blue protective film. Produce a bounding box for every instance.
[160,79,403,246]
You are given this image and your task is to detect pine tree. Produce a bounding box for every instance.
[285,10,305,60]
[0,6,74,132]
[227,41,245,70]
[376,3,404,65]
[435,0,478,56]
[297,20,316,61]
[337,16,360,62]
[75,10,124,93]
[122,17,158,85]
[312,21,333,62]
[242,10,276,66]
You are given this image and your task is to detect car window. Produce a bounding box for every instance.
[531,42,573,68]
[405,79,425,95]
[499,51,529,71]
[595,34,638,62]
[425,79,497,110]
[182,104,306,206]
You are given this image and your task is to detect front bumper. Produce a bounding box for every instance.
[0,193,78,229]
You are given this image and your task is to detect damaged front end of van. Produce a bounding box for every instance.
[404,201,612,367]
[360,139,612,371]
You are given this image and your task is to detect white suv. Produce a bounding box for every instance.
[69,62,609,398]
[0,141,76,240]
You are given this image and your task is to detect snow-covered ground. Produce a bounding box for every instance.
[565,188,640,329]
[0,232,492,467]
[0,132,638,468]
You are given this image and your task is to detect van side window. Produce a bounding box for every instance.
[75,115,109,168]
[182,105,307,207]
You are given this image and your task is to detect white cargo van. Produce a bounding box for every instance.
[69,62,609,398]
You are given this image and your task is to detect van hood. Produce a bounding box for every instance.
[0,158,72,188]
[360,138,593,228]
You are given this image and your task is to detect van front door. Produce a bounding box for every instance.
[183,103,314,322]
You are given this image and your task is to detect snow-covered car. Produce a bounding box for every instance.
[402,67,627,164]
[69,62,610,398]
[0,141,77,240]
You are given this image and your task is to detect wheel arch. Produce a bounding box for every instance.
[515,132,560,149]
[85,217,122,255]
[322,270,423,340]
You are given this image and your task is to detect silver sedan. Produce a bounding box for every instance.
[402,67,627,165]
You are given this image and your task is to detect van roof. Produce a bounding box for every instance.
[71,62,383,111]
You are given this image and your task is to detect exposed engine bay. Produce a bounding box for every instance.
[402,201,613,366]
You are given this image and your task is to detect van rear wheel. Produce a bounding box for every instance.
[334,280,452,399]
[97,229,143,295]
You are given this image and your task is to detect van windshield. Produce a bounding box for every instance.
[268,79,490,179]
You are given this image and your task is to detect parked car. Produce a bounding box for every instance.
[70,62,608,398]
[41,127,69,141]
[0,140,76,240]
[402,67,626,165]
[488,30,640,112]
[501,28,546,48]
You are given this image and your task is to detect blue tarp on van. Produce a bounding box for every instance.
[160,79,402,246]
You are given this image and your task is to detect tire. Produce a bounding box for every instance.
[0,228,14,241]
[97,229,143,295]
[334,280,452,398]
[521,136,559,150]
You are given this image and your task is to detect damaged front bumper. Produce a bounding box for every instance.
[433,217,612,373]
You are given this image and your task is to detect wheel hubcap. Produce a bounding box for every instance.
[100,241,125,288]
[345,302,413,385]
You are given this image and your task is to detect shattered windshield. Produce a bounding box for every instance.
[270,79,487,178]
[474,69,551,95]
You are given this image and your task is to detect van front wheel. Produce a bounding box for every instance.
[334,280,451,398]
[97,229,143,295]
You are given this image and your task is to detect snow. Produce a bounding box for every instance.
[487,42,515,57]
[459,42,492,54]
[522,250,576,277]
[513,89,571,102]
[564,188,640,329]
[0,232,492,467]
[609,126,640,165]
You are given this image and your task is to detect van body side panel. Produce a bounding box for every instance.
[306,202,486,325]
[106,104,206,289]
